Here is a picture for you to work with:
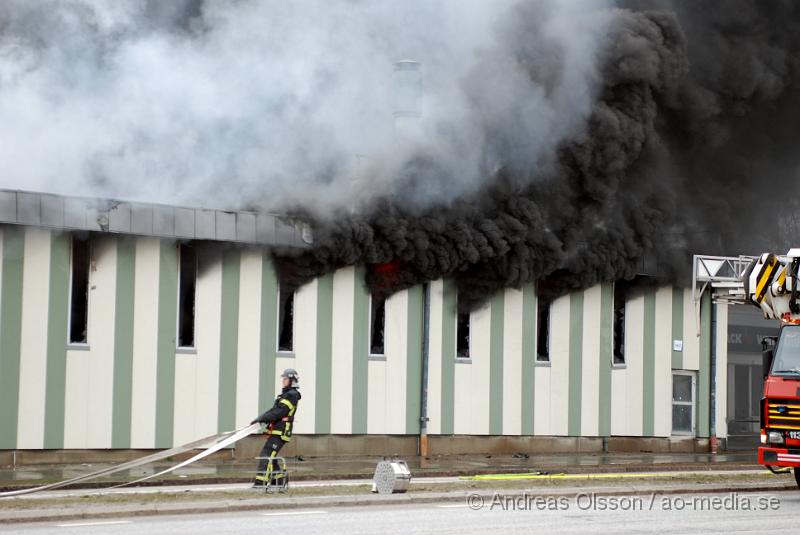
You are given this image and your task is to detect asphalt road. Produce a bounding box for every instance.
[4,490,800,534]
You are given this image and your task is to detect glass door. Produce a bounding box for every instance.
[672,371,696,436]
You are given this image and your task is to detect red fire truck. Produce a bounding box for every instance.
[695,251,800,485]
[759,325,800,482]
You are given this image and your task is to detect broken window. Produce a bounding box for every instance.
[536,297,551,362]
[177,244,197,348]
[68,235,90,345]
[278,283,295,352]
[456,310,470,359]
[613,283,626,365]
[369,293,386,356]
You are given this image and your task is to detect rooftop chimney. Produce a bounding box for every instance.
[392,59,422,138]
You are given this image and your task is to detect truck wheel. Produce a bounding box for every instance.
[794,468,800,489]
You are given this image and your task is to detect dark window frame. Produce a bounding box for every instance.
[177,243,197,349]
[536,296,551,363]
[277,283,295,353]
[613,283,626,365]
[456,310,470,360]
[369,293,386,356]
[68,235,91,345]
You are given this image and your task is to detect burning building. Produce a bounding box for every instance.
[0,0,798,460]
[0,189,725,459]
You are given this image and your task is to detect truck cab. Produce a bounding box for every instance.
[758,324,800,480]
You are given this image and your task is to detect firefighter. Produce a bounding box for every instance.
[250,368,301,487]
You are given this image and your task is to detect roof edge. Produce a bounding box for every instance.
[0,189,312,248]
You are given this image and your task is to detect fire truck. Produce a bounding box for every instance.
[695,250,800,485]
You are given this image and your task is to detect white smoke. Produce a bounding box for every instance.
[0,0,612,213]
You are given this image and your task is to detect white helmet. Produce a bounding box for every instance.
[281,368,299,387]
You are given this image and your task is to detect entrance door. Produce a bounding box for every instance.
[726,361,763,449]
[726,306,777,449]
[672,371,696,436]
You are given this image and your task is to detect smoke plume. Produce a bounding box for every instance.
[0,0,609,213]
[1,1,799,308]
[275,0,800,309]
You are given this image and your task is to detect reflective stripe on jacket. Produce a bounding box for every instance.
[256,387,301,442]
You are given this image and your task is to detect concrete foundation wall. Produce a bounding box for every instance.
[0,435,712,467]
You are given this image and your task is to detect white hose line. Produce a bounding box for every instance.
[111,423,261,489]
[0,425,258,498]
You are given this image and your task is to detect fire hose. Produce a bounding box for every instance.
[0,423,261,498]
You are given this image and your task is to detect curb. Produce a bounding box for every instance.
[1,480,795,525]
[0,461,760,493]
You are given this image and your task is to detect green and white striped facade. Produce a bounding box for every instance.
[0,224,729,451]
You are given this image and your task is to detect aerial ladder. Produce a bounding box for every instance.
[693,250,800,486]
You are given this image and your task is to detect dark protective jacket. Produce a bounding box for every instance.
[254,386,301,442]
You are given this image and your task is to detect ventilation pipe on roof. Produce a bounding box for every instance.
[393,60,422,139]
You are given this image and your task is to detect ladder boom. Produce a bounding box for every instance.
[693,250,800,325]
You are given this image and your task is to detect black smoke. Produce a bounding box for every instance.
[274,0,800,310]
